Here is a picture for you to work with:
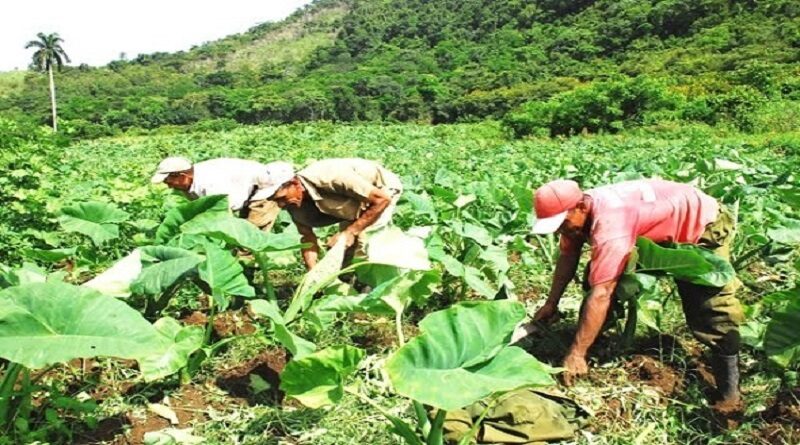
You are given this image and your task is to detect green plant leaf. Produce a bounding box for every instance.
[182,215,301,252]
[367,269,441,314]
[366,227,431,270]
[767,219,800,245]
[285,238,348,322]
[83,249,143,297]
[764,294,800,367]
[139,317,204,382]
[0,283,168,369]
[198,246,255,310]
[23,247,76,263]
[131,246,203,296]
[58,201,130,246]
[636,238,734,287]
[155,195,230,244]
[249,299,316,359]
[454,221,493,246]
[386,301,556,411]
[280,345,365,408]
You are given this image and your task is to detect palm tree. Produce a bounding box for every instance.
[25,32,71,132]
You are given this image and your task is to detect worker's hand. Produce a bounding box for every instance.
[561,353,589,387]
[532,302,560,324]
[327,231,356,249]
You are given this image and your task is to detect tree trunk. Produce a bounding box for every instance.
[48,64,57,132]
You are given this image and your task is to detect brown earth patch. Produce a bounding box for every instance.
[624,355,684,397]
[181,310,208,327]
[180,309,258,339]
[215,347,287,405]
[213,310,257,338]
[76,384,221,445]
[755,387,800,444]
[351,316,420,350]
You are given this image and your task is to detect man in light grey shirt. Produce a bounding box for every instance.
[151,156,285,231]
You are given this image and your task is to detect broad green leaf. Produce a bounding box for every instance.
[198,246,255,310]
[183,215,301,252]
[767,219,800,245]
[764,295,800,367]
[454,221,493,246]
[307,294,394,330]
[155,194,229,244]
[59,201,130,246]
[0,263,48,288]
[280,345,365,408]
[356,264,403,288]
[249,299,316,358]
[366,270,441,314]
[83,249,143,297]
[366,227,431,270]
[636,238,734,287]
[131,246,203,295]
[0,283,168,369]
[386,301,556,411]
[464,265,499,298]
[23,247,76,263]
[139,317,204,382]
[285,238,348,322]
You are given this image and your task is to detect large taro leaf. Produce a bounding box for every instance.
[385,301,556,411]
[0,283,168,369]
[198,246,255,310]
[280,345,365,408]
[764,295,800,367]
[59,201,130,246]
[366,227,431,270]
[635,238,734,287]
[23,247,77,263]
[249,299,315,359]
[284,238,348,322]
[182,215,301,252]
[155,194,229,244]
[366,269,441,315]
[767,219,800,245]
[130,246,203,296]
[83,249,143,297]
[139,317,204,382]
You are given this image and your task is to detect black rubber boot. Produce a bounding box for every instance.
[711,353,741,403]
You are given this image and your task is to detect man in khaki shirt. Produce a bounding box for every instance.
[258,158,403,269]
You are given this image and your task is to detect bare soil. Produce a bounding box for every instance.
[215,347,287,405]
[181,309,258,338]
[76,384,215,445]
[624,354,684,397]
[755,387,800,444]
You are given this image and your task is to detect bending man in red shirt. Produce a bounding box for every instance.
[516,179,744,409]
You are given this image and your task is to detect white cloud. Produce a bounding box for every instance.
[0,0,313,71]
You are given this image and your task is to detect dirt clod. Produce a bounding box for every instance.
[216,348,287,405]
[625,355,683,397]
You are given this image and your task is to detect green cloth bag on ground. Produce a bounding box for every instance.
[441,389,590,444]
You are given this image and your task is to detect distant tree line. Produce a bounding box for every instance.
[1,0,798,138]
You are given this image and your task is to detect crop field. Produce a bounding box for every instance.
[0,122,799,445]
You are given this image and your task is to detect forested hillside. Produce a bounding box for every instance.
[1,0,798,138]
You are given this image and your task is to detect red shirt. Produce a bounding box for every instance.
[585,179,719,285]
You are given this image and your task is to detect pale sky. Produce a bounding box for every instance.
[0,0,314,72]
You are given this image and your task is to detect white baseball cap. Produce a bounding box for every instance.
[151,156,192,184]
[253,161,296,200]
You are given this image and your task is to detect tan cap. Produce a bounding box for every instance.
[151,156,192,184]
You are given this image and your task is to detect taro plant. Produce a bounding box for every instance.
[279,300,557,445]
[615,237,737,347]
[0,282,201,440]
